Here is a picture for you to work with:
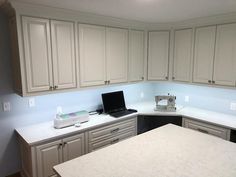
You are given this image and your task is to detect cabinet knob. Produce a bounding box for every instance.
[63,142,67,147]
[104,81,107,84]
[165,76,168,80]
[107,80,110,84]
[54,86,58,89]
[49,86,53,91]
[212,81,215,84]
[172,77,175,80]
[141,77,144,80]
[208,80,212,84]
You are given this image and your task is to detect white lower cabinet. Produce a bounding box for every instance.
[88,118,137,152]
[19,133,85,177]
[19,118,137,177]
[183,118,230,140]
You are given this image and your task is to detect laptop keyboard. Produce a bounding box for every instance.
[110,110,136,118]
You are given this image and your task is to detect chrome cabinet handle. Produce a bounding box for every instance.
[197,128,209,134]
[58,143,63,149]
[110,128,120,133]
[111,138,119,144]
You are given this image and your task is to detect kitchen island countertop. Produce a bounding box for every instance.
[54,124,236,177]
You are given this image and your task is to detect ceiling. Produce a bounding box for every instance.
[13,0,236,23]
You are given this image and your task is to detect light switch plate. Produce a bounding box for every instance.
[3,102,11,112]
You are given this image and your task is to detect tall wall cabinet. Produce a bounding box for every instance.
[193,23,236,86]
[173,29,193,82]
[14,16,77,95]
[148,31,170,80]
[79,24,129,87]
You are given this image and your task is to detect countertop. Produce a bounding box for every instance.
[15,101,236,146]
[54,124,236,177]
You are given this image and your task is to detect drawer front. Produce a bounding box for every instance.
[88,130,135,152]
[89,118,136,142]
[183,118,230,140]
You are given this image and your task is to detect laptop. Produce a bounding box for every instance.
[101,91,137,118]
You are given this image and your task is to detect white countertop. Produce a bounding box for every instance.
[54,124,236,177]
[15,101,236,146]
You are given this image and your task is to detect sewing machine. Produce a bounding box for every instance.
[155,95,176,112]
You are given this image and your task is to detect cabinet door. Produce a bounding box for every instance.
[36,140,62,177]
[63,134,85,161]
[213,23,236,86]
[79,24,106,87]
[193,26,216,84]
[173,29,192,82]
[22,16,53,93]
[129,30,144,82]
[106,27,128,84]
[51,20,77,90]
[148,31,170,80]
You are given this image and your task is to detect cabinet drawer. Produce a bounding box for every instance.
[88,118,136,142]
[183,118,230,140]
[88,130,135,152]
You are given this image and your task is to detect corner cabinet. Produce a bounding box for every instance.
[148,31,170,80]
[11,16,77,96]
[129,30,145,82]
[193,26,216,84]
[79,24,128,87]
[173,28,193,82]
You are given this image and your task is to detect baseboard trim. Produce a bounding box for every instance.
[6,172,21,177]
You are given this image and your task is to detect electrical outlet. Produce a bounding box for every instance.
[140,92,144,99]
[57,106,63,115]
[3,102,11,112]
[185,96,189,102]
[29,98,35,107]
[230,102,236,111]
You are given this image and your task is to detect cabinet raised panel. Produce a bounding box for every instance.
[51,20,77,90]
[173,29,192,82]
[63,134,85,161]
[129,30,145,82]
[36,140,62,177]
[79,24,106,87]
[106,27,128,84]
[213,23,236,86]
[22,16,53,92]
[193,26,216,84]
[148,31,170,80]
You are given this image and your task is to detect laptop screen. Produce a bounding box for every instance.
[102,91,126,113]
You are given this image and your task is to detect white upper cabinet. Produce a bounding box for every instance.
[193,26,216,84]
[148,31,170,80]
[106,27,128,84]
[129,30,145,82]
[22,16,53,93]
[213,23,236,86]
[173,29,193,82]
[51,20,77,90]
[79,24,106,87]
[22,16,77,94]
